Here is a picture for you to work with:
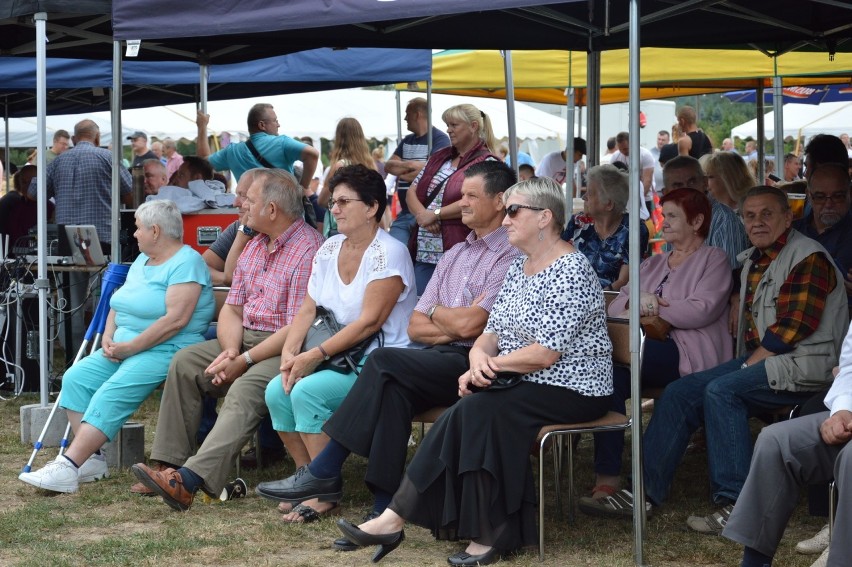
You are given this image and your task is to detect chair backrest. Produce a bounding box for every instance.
[603,290,620,310]
[606,316,631,367]
[213,286,230,322]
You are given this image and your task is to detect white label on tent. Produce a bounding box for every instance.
[126,40,141,58]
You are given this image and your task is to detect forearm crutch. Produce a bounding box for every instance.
[22,263,129,472]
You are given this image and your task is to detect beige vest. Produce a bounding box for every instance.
[736,230,848,392]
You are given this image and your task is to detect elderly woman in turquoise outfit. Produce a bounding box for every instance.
[19,200,214,495]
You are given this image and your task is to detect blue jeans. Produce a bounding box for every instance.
[413,261,437,296]
[389,211,415,246]
[642,356,811,506]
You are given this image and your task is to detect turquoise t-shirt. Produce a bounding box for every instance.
[208,132,306,181]
[110,245,214,349]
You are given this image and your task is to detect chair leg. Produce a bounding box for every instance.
[566,433,575,524]
[539,434,547,561]
[829,480,837,539]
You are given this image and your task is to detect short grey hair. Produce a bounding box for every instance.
[503,176,566,232]
[162,138,177,151]
[135,200,183,241]
[587,164,629,211]
[253,168,304,220]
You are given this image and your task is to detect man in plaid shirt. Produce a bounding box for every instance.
[594,186,849,531]
[130,169,323,511]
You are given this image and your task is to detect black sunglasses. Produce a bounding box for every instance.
[505,204,545,218]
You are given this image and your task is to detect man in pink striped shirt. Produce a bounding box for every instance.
[130,168,324,511]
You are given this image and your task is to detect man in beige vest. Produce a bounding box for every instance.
[589,187,848,533]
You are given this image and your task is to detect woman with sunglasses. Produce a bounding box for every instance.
[334,177,613,566]
[262,164,417,523]
[580,188,733,517]
[406,103,499,295]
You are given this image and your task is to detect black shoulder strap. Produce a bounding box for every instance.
[245,139,274,168]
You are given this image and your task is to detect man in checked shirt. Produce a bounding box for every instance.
[130,169,324,511]
[595,186,849,530]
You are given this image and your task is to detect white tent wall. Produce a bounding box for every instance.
[731,101,852,140]
[4,88,570,160]
[0,115,139,148]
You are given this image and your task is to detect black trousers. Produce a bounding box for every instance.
[322,344,470,496]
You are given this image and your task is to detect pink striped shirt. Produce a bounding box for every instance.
[227,219,324,332]
[416,226,520,346]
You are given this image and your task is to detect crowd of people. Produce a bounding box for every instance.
[8,97,852,567]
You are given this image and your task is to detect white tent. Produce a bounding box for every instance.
[731,101,852,140]
[0,115,140,148]
[3,88,573,150]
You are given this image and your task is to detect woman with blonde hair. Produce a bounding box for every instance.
[703,151,754,210]
[318,117,377,235]
[406,103,500,293]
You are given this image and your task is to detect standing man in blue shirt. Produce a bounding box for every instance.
[196,104,318,189]
[385,97,450,245]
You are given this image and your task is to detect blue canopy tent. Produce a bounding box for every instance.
[0,48,432,117]
[724,84,852,105]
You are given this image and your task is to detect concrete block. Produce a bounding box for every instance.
[102,422,145,469]
[20,403,68,448]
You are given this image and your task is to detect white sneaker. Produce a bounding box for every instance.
[797,524,830,555]
[18,457,79,493]
[810,547,829,567]
[78,453,109,483]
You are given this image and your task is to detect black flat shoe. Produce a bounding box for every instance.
[447,547,502,566]
[336,519,404,562]
[255,465,342,503]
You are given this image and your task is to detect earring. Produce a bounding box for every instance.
[538,230,544,241]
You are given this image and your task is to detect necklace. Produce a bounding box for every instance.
[526,239,560,274]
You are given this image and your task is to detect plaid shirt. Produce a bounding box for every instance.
[227,219,324,332]
[743,229,836,353]
[29,141,132,244]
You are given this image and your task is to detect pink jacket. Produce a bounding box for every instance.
[609,245,733,377]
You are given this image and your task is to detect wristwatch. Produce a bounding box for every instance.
[434,207,442,219]
[740,362,749,369]
[238,223,256,237]
[242,350,254,368]
[427,305,438,320]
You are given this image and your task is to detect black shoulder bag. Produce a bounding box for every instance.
[301,306,384,375]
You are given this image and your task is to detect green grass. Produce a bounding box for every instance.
[0,394,824,566]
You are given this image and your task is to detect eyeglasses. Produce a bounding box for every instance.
[810,192,849,204]
[505,204,545,218]
[328,197,364,208]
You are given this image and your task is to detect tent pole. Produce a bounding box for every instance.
[566,89,575,203]
[111,41,122,262]
[772,75,784,166]
[502,50,519,174]
[586,51,601,167]
[395,90,402,148]
[628,1,647,565]
[35,12,49,408]
[426,80,433,153]
[200,63,209,114]
[4,97,9,192]
[756,81,765,182]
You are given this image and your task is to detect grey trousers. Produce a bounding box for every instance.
[723,411,852,567]
[148,330,280,494]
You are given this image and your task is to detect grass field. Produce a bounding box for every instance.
[0,392,824,567]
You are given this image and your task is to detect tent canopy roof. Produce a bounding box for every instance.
[406,48,852,105]
[111,1,852,63]
[0,48,431,117]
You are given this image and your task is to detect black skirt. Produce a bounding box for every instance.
[392,381,611,551]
